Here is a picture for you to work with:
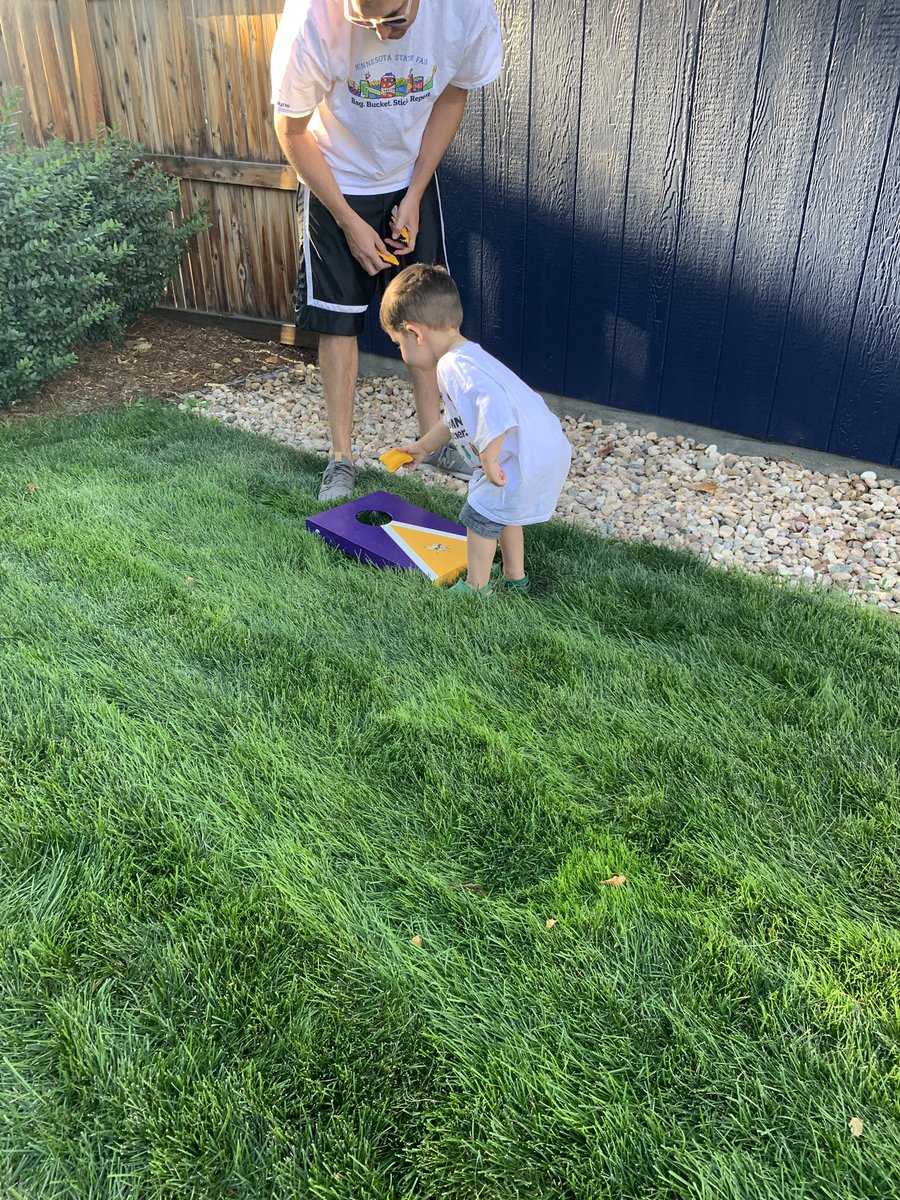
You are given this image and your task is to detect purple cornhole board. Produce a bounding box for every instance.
[306,490,466,578]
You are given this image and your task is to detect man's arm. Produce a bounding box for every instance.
[388,85,469,253]
[275,112,393,276]
[408,85,469,201]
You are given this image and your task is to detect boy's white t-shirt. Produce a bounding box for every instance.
[437,342,572,526]
[271,0,502,195]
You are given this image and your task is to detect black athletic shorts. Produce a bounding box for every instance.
[295,175,448,337]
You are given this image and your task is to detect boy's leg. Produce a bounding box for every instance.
[466,528,498,590]
[499,525,526,581]
[454,503,504,595]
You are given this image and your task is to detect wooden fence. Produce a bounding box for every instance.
[0,0,306,344]
[2,0,899,464]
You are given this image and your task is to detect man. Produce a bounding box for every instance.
[271,0,503,500]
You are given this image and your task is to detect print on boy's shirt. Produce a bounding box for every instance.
[447,412,479,467]
[348,56,438,107]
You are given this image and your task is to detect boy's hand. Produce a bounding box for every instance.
[482,461,507,487]
[397,441,428,469]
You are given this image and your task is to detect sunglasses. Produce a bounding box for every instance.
[343,0,413,28]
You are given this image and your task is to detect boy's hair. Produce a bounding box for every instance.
[380,264,464,333]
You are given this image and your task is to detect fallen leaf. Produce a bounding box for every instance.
[849,1117,863,1138]
[598,440,615,458]
[185,576,195,586]
[410,935,423,947]
[602,875,627,887]
[452,882,485,894]
[24,481,36,496]
[545,918,557,929]
[696,480,718,494]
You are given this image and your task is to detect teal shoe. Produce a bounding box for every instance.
[490,566,533,595]
[447,577,495,599]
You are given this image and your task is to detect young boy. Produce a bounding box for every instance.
[380,264,571,596]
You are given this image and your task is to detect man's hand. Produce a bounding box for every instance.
[386,194,421,255]
[274,114,393,273]
[341,212,394,275]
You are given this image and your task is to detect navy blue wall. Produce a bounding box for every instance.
[364,0,900,468]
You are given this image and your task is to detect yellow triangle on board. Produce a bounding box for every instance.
[389,522,468,586]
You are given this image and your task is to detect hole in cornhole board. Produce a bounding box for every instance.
[355,510,393,527]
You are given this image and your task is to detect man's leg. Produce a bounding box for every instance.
[316,333,361,501]
[319,333,359,460]
[412,357,472,480]
[296,185,373,501]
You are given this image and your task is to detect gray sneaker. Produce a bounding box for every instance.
[318,456,359,501]
[422,443,474,480]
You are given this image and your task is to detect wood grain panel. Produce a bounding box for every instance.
[711,0,841,438]
[519,0,584,394]
[148,153,296,190]
[58,0,104,134]
[0,2,59,140]
[189,0,229,159]
[610,0,703,415]
[36,0,81,139]
[0,8,21,125]
[90,0,147,142]
[479,0,532,374]
[829,82,900,464]
[768,0,900,451]
[563,0,641,406]
[658,0,769,426]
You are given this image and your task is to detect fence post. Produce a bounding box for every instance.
[57,0,105,137]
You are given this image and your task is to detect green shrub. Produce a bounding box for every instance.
[0,97,208,406]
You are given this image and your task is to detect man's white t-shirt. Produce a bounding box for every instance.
[438,342,572,527]
[271,0,502,195]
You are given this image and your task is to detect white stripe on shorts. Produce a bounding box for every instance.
[434,175,449,272]
[302,185,369,314]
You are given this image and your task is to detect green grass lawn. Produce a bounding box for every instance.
[1,404,899,1200]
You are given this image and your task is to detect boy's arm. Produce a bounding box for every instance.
[275,113,393,276]
[398,421,452,466]
[478,431,508,486]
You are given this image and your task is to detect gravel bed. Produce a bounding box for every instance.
[179,362,899,614]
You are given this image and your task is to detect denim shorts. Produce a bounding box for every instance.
[460,501,505,539]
